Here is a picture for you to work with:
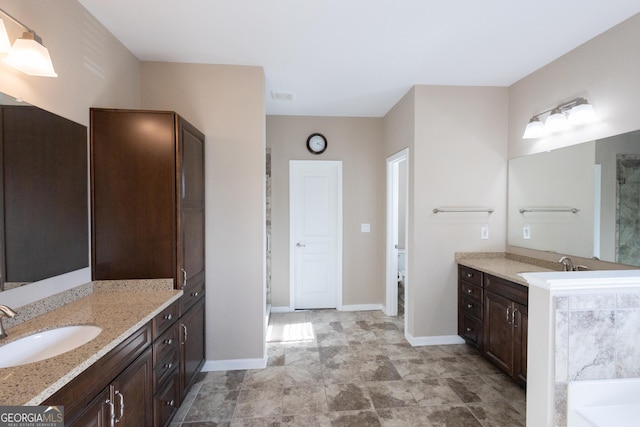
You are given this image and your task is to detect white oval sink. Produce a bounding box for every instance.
[0,325,102,368]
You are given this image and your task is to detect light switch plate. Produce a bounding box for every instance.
[481,224,489,240]
[523,224,531,239]
[361,223,370,233]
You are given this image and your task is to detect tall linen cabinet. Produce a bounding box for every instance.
[90,109,206,420]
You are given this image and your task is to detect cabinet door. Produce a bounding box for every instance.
[513,302,528,386]
[111,347,153,426]
[177,117,205,293]
[67,388,111,427]
[483,291,514,375]
[180,297,205,400]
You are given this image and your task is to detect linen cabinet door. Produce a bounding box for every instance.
[483,290,514,376]
[180,297,206,400]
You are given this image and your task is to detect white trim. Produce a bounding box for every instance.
[270,306,292,313]
[404,333,465,347]
[289,160,343,311]
[385,149,409,332]
[202,355,268,372]
[340,304,384,312]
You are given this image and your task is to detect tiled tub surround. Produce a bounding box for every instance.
[521,270,640,427]
[0,279,180,405]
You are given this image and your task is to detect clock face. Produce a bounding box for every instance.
[307,133,327,154]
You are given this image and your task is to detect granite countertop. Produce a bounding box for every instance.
[0,287,181,406]
[456,252,559,286]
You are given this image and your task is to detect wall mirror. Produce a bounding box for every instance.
[0,93,88,290]
[508,129,640,267]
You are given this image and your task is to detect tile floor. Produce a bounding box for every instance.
[170,309,526,426]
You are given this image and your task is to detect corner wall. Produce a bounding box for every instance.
[141,62,266,364]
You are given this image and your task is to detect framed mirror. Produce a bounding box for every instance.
[0,93,89,290]
[508,129,640,267]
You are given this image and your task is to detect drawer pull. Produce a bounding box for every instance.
[165,400,175,407]
[466,304,473,309]
[466,273,472,278]
[466,288,473,294]
[164,362,173,369]
[164,338,173,345]
[191,291,199,297]
[466,327,473,332]
[164,313,173,321]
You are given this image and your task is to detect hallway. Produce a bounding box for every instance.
[170,310,526,426]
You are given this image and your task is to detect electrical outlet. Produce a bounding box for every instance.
[481,224,489,240]
[523,224,531,239]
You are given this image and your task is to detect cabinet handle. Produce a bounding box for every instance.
[165,338,173,345]
[506,306,512,325]
[106,399,115,427]
[466,304,473,309]
[166,399,175,407]
[513,307,518,327]
[181,324,188,344]
[114,390,124,423]
[164,313,173,321]
[181,268,187,289]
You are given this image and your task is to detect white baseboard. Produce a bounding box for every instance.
[340,304,384,312]
[270,306,292,313]
[202,356,267,372]
[404,333,465,347]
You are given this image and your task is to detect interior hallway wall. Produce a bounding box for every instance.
[267,116,385,309]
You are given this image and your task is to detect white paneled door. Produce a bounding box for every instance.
[290,161,342,310]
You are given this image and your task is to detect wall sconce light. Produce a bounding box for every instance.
[0,9,57,77]
[522,97,597,139]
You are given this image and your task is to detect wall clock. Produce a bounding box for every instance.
[306,133,327,155]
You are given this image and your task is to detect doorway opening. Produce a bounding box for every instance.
[385,149,408,324]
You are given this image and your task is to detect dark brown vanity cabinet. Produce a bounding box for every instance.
[90,109,206,417]
[457,266,528,387]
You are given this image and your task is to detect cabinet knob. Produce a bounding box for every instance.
[165,338,173,345]
[164,362,173,369]
[466,273,472,278]
[466,327,473,332]
[466,304,473,309]
[165,400,175,407]
[191,291,199,297]
[466,289,473,294]
[164,313,173,321]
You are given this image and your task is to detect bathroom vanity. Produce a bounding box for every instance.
[457,253,555,387]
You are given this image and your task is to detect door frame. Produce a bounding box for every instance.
[385,149,409,319]
[289,160,343,311]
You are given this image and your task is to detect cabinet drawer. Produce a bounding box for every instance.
[180,280,205,314]
[460,295,482,319]
[154,373,180,427]
[459,281,482,302]
[154,323,180,365]
[460,313,482,348]
[154,346,179,391]
[485,274,528,306]
[458,265,482,286]
[153,300,180,340]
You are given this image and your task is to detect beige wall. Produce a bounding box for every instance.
[141,62,266,362]
[384,86,509,339]
[267,116,385,308]
[507,13,640,267]
[0,0,140,307]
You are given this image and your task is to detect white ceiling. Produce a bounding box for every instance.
[78,0,640,117]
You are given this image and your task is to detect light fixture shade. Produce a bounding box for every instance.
[545,108,568,133]
[0,18,11,53]
[568,101,597,125]
[4,32,57,77]
[522,117,545,139]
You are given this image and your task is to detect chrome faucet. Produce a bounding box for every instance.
[0,305,17,339]
[558,256,574,272]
